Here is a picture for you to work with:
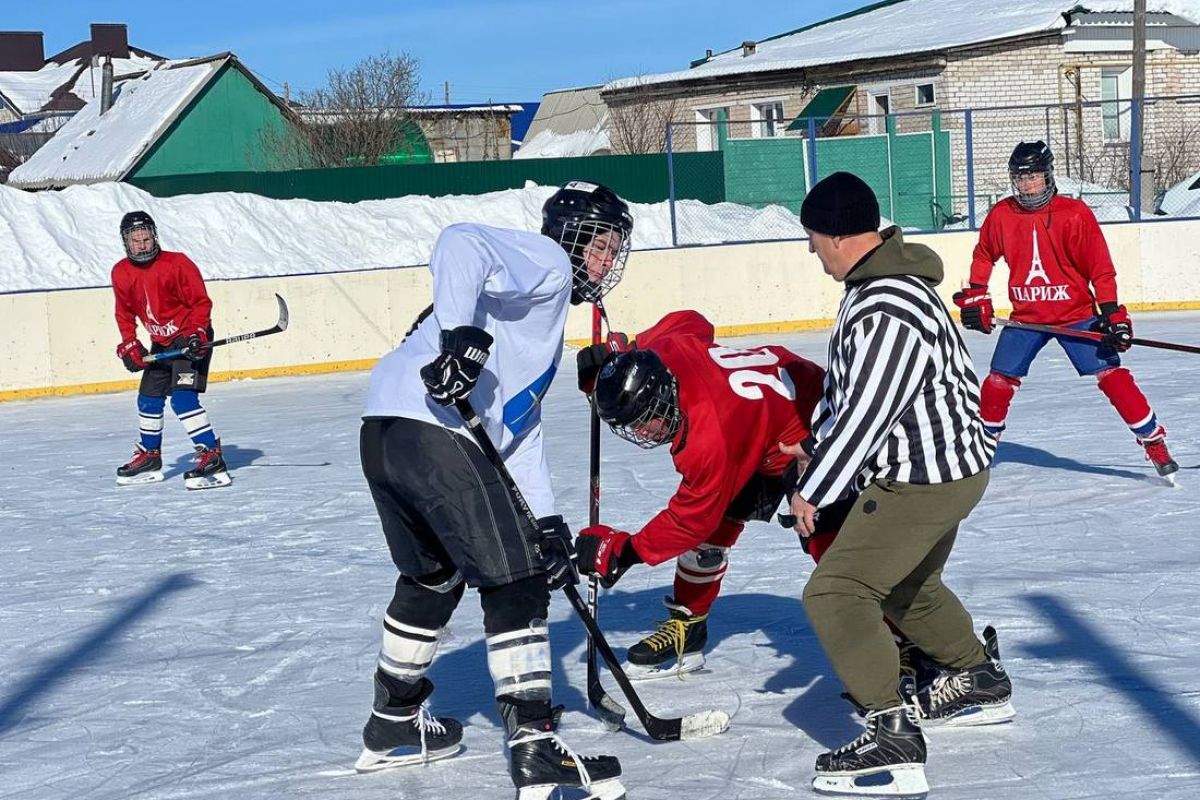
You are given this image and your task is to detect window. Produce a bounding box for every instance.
[695,107,728,151]
[868,92,890,135]
[751,101,785,138]
[1101,66,1132,142]
[914,83,935,107]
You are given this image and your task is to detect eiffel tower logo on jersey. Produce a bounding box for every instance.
[1011,226,1071,303]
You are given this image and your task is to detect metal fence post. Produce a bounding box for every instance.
[965,109,977,230]
[1129,98,1142,221]
[806,117,819,189]
[666,122,678,248]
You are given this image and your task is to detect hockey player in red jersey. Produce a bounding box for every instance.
[573,310,837,679]
[111,211,231,490]
[954,141,1177,479]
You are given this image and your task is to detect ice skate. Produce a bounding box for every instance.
[1138,426,1179,484]
[896,635,942,698]
[812,703,928,799]
[625,597,707,681]
[184,441,232,490]
[355,675,463,772]
[501,697,625,800]
[919,625,1014,728]
[116,444,163,486]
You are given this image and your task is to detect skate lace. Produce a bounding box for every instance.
[832,703,920,756]
[194,446,222,470]
[414,702,446,764]
[508,729,594,789]
[1143,438,1172,464]
[928,670,972,710]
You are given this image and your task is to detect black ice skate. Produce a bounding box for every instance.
[184,441,231,490]
[812,703,928,799]
[355,674,463,772]
[919,625,1014,728]
[116,444,163,486]
[501,696,624,800]
[896,634,942,698]
[625,596,707,681]
[1139,426,1179,483]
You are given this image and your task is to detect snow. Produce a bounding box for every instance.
[3,313,1200,799]
[1157,169,1200,217]
[7,61,219,190]
[0,53,164,116]
[514,120,612,159]
[610,1,1200,90]
[0,182,815,293]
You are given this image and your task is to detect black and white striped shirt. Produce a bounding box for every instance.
[796,272,995,508]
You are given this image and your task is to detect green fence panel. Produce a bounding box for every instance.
[724,138,806,213]
[814,135,893,220]
[129,151,725,205]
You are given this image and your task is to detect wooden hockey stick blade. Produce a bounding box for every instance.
[145,294,289,363]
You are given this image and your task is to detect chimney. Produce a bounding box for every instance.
[0,31,45,71]
[741,41,756,57]
[100,56,114,115]
[90,23,129,59]
[705,48,714,59]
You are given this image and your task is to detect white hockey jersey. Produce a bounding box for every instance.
[363,222,574,519]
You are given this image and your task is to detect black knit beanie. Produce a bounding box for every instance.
[800,171,881,236]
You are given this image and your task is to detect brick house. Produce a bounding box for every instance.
[601,1,1200,217]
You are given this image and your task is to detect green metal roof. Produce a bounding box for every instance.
[786,86,856,131]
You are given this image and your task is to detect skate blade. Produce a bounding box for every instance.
[184,472,232,490]
[812,763,928,798]
[625,652,705,682]
[516,777,625,800]
[922,699,1015,729]
[353,743,462,772]
[116,470,163,486]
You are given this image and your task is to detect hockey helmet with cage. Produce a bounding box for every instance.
[593,349,682,449]
[541,181,634,305]
[119,210,161,265]
[1008,141,1056,210]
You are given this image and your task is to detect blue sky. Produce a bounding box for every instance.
[10,1,868,103]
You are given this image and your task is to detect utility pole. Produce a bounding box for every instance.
[283,81,290,105]
[444,81,450,105]
[1132,0,1151,214]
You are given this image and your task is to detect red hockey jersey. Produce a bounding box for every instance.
[969,194,1118,325]
[626,311,825,566]
[111,251,213,345]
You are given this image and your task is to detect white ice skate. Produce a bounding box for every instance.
[624,651,706,682]
[353,740,462,773]
[116,471,163,486]
[812,764,929,799]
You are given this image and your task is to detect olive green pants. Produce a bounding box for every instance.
[802,469,990,711]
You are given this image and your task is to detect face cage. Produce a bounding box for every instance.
[559,219,631,303]
[1009,168,1056,210]
[603,379,682,450]
[122,225,161,264]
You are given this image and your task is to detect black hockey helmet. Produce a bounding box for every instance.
[119,210,160,265]
[541,180,634,305]
[1008,141,1056,210]
[593,349,682,449]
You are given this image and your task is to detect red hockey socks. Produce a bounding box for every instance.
[1096,367,1157,437]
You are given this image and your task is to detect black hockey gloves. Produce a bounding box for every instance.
[576,332,631,394]
[420,326,493,406]
[532,515,578,591]
[952,284,995,334]
[173,329,211,361]
[116,338,148,372]
[1092,303,1133,352]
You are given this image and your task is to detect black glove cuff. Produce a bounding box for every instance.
[440,326,493,365]
[1098,302,1120,317]
[617,540,642,569]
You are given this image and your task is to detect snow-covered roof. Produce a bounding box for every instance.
[607,1,1200,90]
[0,53,164,116]
[7,58,226,190]
[514,120,611,159]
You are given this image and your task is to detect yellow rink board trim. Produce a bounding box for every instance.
[4,301,1200,403]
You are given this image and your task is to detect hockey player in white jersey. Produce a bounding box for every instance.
[356,181,633,800]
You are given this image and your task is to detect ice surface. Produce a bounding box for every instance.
[3,313,1200,799]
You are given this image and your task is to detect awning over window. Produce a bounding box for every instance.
[786,85,856,131]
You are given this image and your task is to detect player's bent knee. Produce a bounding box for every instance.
[479,575,549,635]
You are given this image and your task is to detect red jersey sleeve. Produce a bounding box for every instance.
[968,206,1003,287]
[174,254,214,332]
[1067,204,1118,307]
[635,310,716,349]
[111,262,138,343]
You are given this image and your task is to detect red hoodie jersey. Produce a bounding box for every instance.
[626,311,825,566]
[111,251,214,345]
[969,194,1118,325]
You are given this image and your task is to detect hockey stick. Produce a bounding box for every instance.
[145,294,290,363]
[453,399,730,742]
[586,301,627,732]
[995,317,1200,355]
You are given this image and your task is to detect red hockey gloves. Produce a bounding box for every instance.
[1092,303,1133,352]
[532,515,578,591]
[576,524,642,588]
[177,328,211,361]
[420,326,493,406]
[116,338,148,372]
[576,332,631,394]
[952,284,994,334]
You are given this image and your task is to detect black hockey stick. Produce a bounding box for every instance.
[586,301,627,731]
[995,317,1200,355]
[453,399,730,742]
[145,294,289,363]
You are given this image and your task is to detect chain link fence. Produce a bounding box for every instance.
[665,95,1200,246]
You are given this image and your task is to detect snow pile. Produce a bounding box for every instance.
[0,181,814,293]
[1156,169,1200,217]
[515,120,611,159]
